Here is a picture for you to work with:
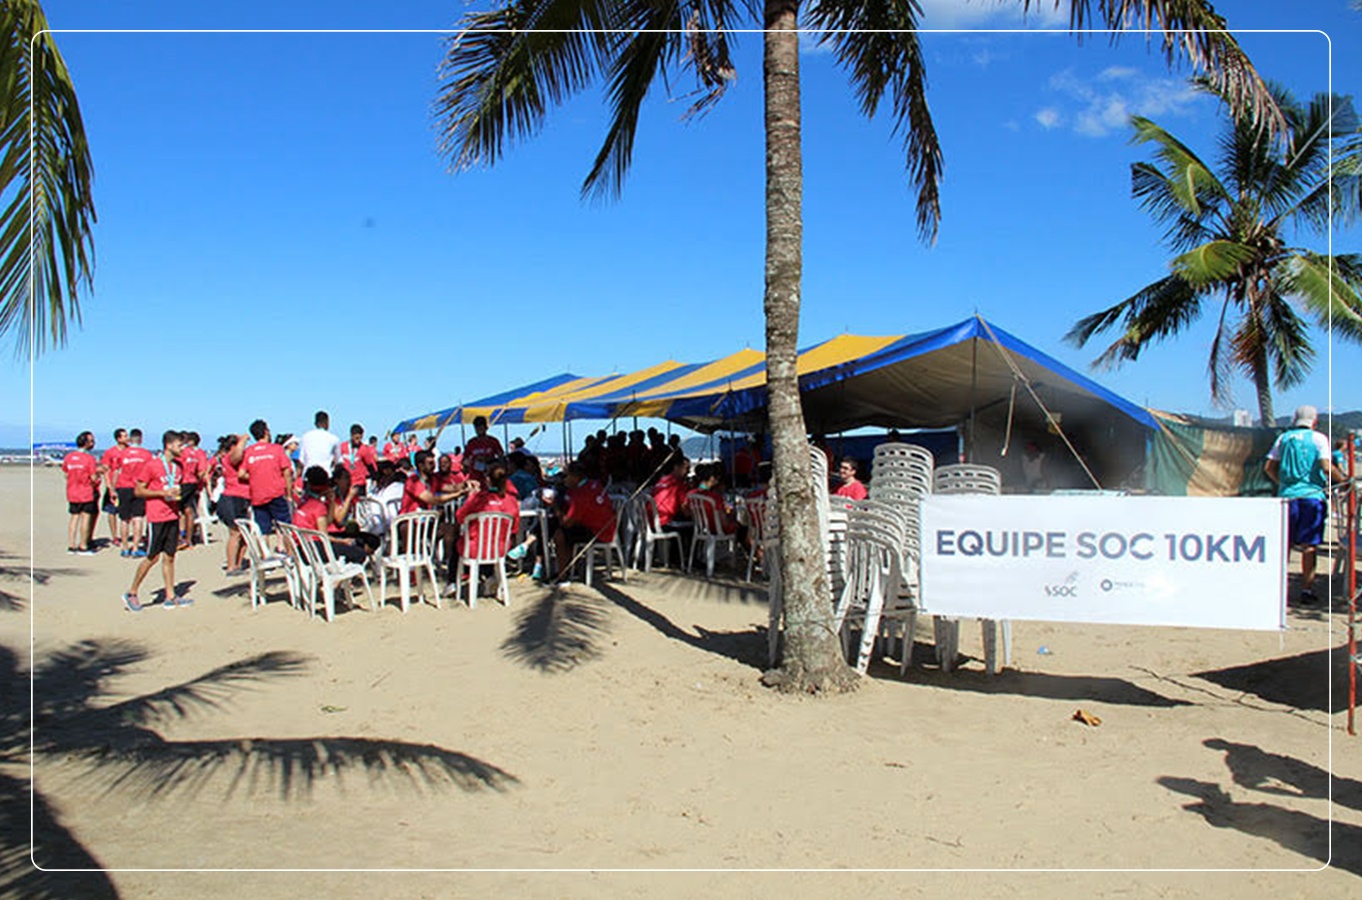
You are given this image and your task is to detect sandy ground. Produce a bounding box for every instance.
[1,466,1360,898]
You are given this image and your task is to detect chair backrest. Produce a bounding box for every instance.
[745,497,768,544]
[388,511,438,560]
[463,511,516,563]
[353,496,386,535]
[934,463,1002,496]
[687,493,724,538]
[235,517,270,563]
[873,441,934,471]
[871,442,934,500]
[640,494,666,535]
[278,523,323,575]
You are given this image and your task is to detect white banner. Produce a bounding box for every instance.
[919,496,1286,630]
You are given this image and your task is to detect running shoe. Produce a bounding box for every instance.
[75,548,96,556]
[131,549,147,558]
[506,542,528,561]
[162,596,178,610]
[174,594,194,607]
[121,593,143,613]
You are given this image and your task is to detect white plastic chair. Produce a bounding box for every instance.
[832,507,908,674]
[571,500,628,587]
[743,497,769,582]
[284,523,374,622]
[633,494,687,572]
[195,488,215,545]
[933,463,1004,496]
[687,493,738,578]
[456,511,516,608]
[380,511,441,613]
[235,517,291,610]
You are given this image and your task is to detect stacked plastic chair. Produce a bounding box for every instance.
[932,463,1012,675]
[867,443,933,671]
[764,444,834,668]
[832,500,911,674]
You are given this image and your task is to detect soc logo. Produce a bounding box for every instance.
[1044,572,1080,598]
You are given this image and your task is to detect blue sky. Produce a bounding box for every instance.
[6,0,1360,451]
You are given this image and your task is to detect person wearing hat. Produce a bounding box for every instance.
[1265,405,1348,605]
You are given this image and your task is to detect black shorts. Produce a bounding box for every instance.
[68,500,97,515]
[116,487,145,521]
[216,495,249,528]
[101,489,118,515]
[558,523,599,547]
[179,484,200,510]
[146,520,179,558]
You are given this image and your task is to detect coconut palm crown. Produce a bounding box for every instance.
[1068,79,1362,425]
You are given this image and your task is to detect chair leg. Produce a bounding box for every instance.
[426,561,442,609]
[983,619,998,675]
[898,610,918,676]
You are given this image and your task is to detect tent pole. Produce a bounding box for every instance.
[503,422,510,453]
[968,336,978,463]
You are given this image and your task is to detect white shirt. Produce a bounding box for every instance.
[298,428,341,474]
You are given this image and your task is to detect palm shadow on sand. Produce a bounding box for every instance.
[1192,645,1349,714]
[0,638,519,892]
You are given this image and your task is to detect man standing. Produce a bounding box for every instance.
[99,428,129,547]
[1265,405,1348,605]
[299,410,342,474]
[115,429,154,557]
[342,423,378,492]
[177,431,207,549]
[463,415,504,484]
[121,431,193,611]
[62,431,100,555]
[236,419,295,546]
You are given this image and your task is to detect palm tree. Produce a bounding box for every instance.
[1068,80,1362,425]
[434,1,1280,692]
[0,0,96,358]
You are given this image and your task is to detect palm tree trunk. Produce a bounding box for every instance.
[759,0,857,694]
[1252,348,1275,427]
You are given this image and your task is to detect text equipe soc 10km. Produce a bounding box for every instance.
[932,529,1268,564]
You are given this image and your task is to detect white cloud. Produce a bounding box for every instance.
[1036,66,1201,137]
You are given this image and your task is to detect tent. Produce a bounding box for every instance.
[392,317,1157,489]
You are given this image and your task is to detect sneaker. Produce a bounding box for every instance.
[162,596,178,610]
[75,548,96,557]
[173,594,194,607]
[507,542,528,561]
[443,582,460,598]
[67,547,77,555]
[121,593,143,613]
[531,562,545,581]
[120,549,131,558]
[1299,588,1320,606]
[131,549,147,558]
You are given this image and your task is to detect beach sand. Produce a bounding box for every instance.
[2,466,1359,898]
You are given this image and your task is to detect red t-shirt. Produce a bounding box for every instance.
[343,441,378,485]
[833,480,868,501]
[566,479,616,541]
[292,495,328,532]
[382,441,403,463]
[241,441,292,505]
[651,473,688,526]
[463,434,504,480]
[221,451,250,499]
[430,470,466,494]
[455,489,520,557]
[138,455,181,524]
[178,446,207,485]
[61,450,98,503]
[115,445,154,489]
[99,445,125,489]
[398,474,431,514]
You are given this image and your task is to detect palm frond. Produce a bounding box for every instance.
[580,1,693,200]
[1279,251,1362,344]
[1129,117,1226,220]
[433,1,617,174]
[1252,296,1314,390]
[1170,239,1254,287]
[0,0,96,358]
[804,1,943,242]
[1066,274,1203,368]
[1059,1,1285,137]
[1206,293,1235,403]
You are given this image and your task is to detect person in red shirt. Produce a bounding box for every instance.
[120,430,192,612]
[98,427,129,547]
[62,431,100,555]
[429,453,466,495]
[217,433,252,574]
[382,437,404,463]
[235,419,296,548]
[686,464,742,536]
[342,423,379,493]
[550,462,617,583]
[833,458,869,502]
[115,428,155,557]
[650,455,692,527]
[732,438,758,488]
[176,431,208,549]
[462,416,504,485]
[293,466,369,565]
[446,456,520,595]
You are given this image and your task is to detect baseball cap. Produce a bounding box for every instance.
[1292,405,1318,427]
